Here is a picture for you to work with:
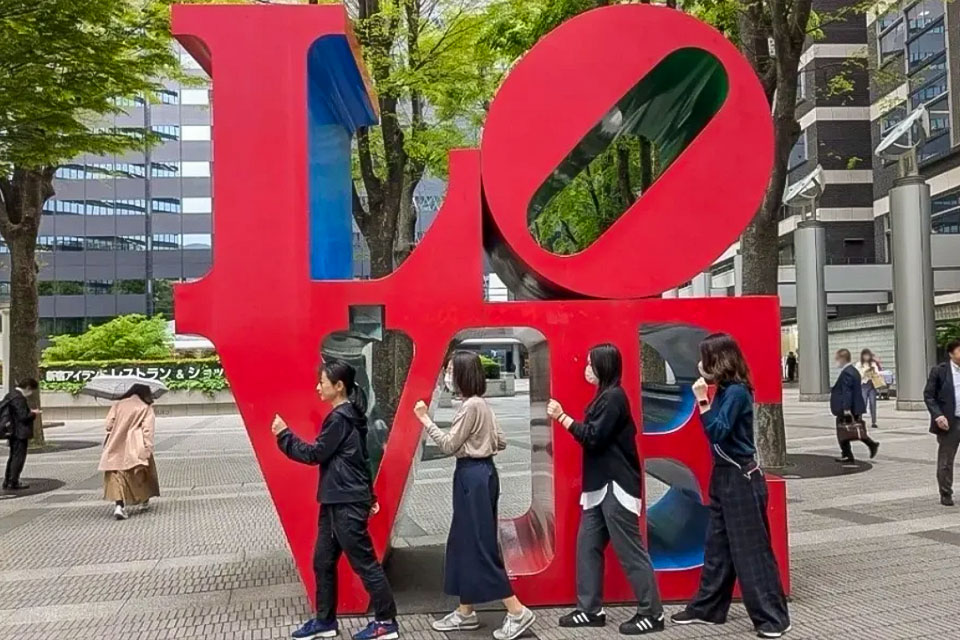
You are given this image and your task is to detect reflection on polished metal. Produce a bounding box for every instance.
[794,221,830,401]
[172,3,789,612]
[890,176,936,410]
[691,272,710,297]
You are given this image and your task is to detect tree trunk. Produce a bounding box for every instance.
[1,169,53,447]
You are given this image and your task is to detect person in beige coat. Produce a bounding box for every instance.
[98,384,160,520]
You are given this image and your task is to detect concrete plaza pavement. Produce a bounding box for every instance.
[1,390,959,639]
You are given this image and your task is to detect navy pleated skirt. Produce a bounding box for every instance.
[444,457,513,604]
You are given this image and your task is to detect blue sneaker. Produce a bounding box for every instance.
[292,618,339,639]
[352,620,399,640]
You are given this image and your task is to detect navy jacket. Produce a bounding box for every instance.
[1,390,35,441]
[924,362,957,434]
[701,382,756,460]
[830,365,866,418]
[277,402,374,505]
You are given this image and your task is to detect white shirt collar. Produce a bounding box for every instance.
[951,361,960,375]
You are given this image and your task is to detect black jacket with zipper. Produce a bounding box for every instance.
[277,402,374,505]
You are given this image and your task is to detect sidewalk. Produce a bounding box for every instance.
[0,391,957,640]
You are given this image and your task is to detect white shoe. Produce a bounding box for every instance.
[432,610,480,632]
[113,505,128,520]
[493,608,535,640]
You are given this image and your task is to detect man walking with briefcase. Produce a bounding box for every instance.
[831,349,879,464]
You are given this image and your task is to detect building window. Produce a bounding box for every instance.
[906,18,945,72]
[932,189,960,234]
[788,130,808,169]
[152,124,180,141]
[181,125,211,141]
[180,88,209,105]
[151,162,180,178]
[797,70,806,102]
[182,233,212,249]
[38,281,84,295]
[152,198,182,213]
[159,89,180,105]
[152,234,181,250]
[182,197,212,213]
[906,0,944,37]
[85,280,114,295]
[878,19,905,65]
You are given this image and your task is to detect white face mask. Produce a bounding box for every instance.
[444,372,455,392]
[584,364,598,385]
[697,361,710,380]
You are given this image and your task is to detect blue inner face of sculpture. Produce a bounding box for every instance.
[641,324,711,570]
[308,35,378,280]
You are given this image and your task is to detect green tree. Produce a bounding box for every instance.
[42,314,172,363]
[0,0,188,443]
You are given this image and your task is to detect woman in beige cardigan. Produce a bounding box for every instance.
[98,384,160,520]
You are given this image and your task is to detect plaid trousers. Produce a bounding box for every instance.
[686,463,790,634]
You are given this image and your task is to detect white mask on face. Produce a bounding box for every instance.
[444,373,455,392]
[697,361,710,380]
[584,364,598,385]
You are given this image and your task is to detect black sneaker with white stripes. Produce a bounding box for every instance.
[619,613,665,635]
[558,610,606,628]
[757,624,792,638]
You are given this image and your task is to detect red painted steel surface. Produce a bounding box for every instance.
[172,3,788,613]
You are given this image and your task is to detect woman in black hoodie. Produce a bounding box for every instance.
[272,358,398,640]
[547,344,663,635]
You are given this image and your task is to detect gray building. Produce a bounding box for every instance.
[0,45,445,338]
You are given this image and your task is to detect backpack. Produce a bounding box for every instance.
[0,398,11,439]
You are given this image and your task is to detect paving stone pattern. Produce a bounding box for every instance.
[2,391,960,639]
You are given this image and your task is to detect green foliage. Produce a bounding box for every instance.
[937,322,960,349]
[42,314,172,362]
[531,137,649,254]
[0,0,181,171]
[42,375,228,397]
[479,354,501,380]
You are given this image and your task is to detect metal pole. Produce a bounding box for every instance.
[890,175,936,410]
[794,219,830,401]
[143,98,155,316]
[0,304,10,394]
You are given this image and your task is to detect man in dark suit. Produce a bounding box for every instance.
[830,349,879,463]
[2,378,40,491]
[924,340,960,506]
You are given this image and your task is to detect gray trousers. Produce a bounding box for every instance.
[576,490,662,617]
[937,428,960,498]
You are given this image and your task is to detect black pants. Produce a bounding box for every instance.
[937,428,960,498]
[686,464,789,634]
[837,417,877,460]
[576,490,662,616]
[445,457,512,604]
[315,502,396,623]
[4,438,28,487]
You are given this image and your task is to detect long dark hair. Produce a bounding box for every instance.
[699,333,753,390]
[322,357,368,415]
[589,343,622,392]
[860,348,873,364]
[121,384,154,405]
[451,350,486,398]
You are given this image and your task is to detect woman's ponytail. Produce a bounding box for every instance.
[348,381,368,416]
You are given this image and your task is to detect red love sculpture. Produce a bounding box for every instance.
[172,2,788,613]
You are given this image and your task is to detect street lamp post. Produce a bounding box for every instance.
[876,106,936,410]
[143,96,155,316]
[785,165,829,401]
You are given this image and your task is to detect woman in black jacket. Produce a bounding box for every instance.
[670,333,790,639]
[272,358,398,640]
[547,344,664,635]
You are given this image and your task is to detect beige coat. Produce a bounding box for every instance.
[98,396,156,472]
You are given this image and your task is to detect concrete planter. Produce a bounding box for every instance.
[40,390,239,421]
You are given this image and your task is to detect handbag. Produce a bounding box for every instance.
[836,416,867,442]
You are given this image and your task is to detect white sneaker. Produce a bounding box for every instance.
[493,608,535,640]
[113,505,128,520]
[432,609,480,632]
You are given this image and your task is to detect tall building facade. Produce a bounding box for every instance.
[0,44,445,339]
[869,0,960,252]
